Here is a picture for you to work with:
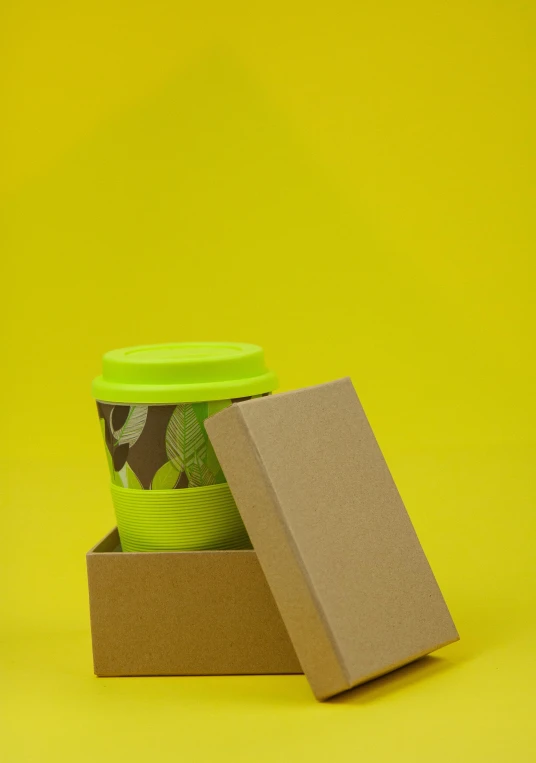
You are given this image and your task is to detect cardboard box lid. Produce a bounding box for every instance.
[205,378,459,700]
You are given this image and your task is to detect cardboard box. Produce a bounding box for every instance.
[87,529,301,676]
[205,378,459,699]
[87,378,458,699]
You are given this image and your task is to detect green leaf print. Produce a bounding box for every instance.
[205,437,221,478]
[126,463,143,489]
[187,452,216,488]
[207,399,232,417]
[192,401,209,430]
[114,463,143,489]
[100,418,114,478]
[205,399,232,481]
[151,460,182,490]
[112,469,124,487]
[110,405,148,447]
[165,403,215,487]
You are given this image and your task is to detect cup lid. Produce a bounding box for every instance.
[92,342,277,403]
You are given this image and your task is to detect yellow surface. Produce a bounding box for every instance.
[1,1,535,761]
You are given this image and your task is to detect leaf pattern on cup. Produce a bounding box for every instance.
[188,451,217,488]
[112,443,130,471]
[111,405,129,432]
[115,462,143,489]
[165,404,216,488]
[96,394,265,489]
[99,418,114,478]
[111,405,148,447]
[150,460,182,490]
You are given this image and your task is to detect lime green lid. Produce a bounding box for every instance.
[92,342,277,404]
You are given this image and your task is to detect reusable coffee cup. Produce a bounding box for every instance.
[92,343,276,552]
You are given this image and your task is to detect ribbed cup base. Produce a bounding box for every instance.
[110,482,251,552]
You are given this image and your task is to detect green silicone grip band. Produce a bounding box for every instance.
[110,482,251,552]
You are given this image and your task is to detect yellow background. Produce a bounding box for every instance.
[1,1,535,760]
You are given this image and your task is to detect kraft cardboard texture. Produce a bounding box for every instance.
[205,378,459,700]
[87,529,301,676]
